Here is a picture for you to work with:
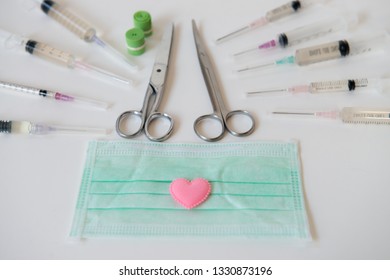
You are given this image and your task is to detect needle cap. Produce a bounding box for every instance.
[125,28,145,56]
[133,11,153,37]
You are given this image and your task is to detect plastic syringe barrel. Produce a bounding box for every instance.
[294,40,350,66]
[25,39,76,67]
[309,78,382,93]
[40,0,96,42]
[265,1,302,22]
[279,16,348,48]
[295,34,388,66]
[265,0,324,22]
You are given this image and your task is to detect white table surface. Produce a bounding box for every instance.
[0,0,389,259]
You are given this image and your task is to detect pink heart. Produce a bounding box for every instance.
[170,178,211,209]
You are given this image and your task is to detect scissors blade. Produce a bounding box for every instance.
[192,20,213,70]
[149,23,174,88]
[192,20,225,114]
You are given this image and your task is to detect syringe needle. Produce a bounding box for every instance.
[44,123,110,135]
[216,25,253,44]
[233,40,277,58]
[237,62,276,73]
[247,84,310,96]
[247,88,290,96]
[272,111,316,116]
[236,55,295,73]
[55,93,110,110]
[271,110,340,119]
[233,47,259,58]
[73,60,133,86]
[92,35,139,71]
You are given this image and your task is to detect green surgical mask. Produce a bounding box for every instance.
[71,140,311,240]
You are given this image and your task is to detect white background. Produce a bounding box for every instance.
[0,0,389,259]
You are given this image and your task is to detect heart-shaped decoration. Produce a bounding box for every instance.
[170,178,211,209]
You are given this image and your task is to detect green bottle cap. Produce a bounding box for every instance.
[133,11,152,37]
[125,28,145,56]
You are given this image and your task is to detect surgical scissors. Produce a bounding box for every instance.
[192,20,255,142]
[116,23,174,142]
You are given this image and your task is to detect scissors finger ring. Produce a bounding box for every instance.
[194,114,225,142]
[145,112,174,142]
[225,110,256,137]
[116,110,144,139]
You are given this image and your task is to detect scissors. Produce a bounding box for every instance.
[116,23,174,142]
[192,20,255,142]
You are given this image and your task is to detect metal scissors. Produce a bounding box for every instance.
[192,20,255,142]
[116,23,174,142]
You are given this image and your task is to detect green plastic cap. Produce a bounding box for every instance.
[125,28,145,56]
[133,11,152,37]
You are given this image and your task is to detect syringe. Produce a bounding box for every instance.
[216,0,325,44]
[271,107,390,125]
[0,80,110,110]
[0,30,132,86]
[247,78,384,97]
[236,34,388,73]
[0,120,111,135]
[233,15,356,58]
[32,0,138,70]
